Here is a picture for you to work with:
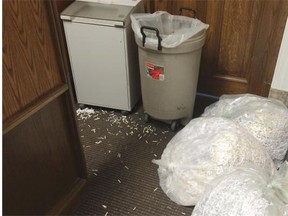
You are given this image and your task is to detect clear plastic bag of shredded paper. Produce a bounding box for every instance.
[152,117,276,206]
[192,161,288,216]
[284,206,288,216]
[202,94,288,162]
[130,11,209,48]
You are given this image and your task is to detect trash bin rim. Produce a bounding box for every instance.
[135,30,206,54]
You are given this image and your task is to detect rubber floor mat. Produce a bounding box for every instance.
[72,105,194,216]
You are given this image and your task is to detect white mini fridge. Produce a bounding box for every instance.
[61,1,143,111]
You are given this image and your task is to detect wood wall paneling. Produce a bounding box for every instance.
[3,94,82,215]
[173,0,207,20]
[145,0,207,18]
[198,0,253,95]
[248,0,288,96]
[144,0,153,13]
[3,0,64,122]
[198,0,225,93]
[199,0,288,96]
[55,0,74,13]
[3,0,87,214]
[3,85,68,134]
[153,0,174,13]
[218,1,259,78]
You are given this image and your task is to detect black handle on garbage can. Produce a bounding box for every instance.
[140,26,162,51]
[179,7,196,18]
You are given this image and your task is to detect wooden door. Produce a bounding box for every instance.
[144,0,288,96]
[3,0,87,215]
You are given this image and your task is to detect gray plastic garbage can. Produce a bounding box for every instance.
[135,28,206,130]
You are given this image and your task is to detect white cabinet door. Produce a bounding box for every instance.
[64,21,129,110]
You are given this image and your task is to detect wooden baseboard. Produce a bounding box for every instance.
[47,178,87,215]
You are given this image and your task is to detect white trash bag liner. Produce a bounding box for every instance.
[153,117,276,206]
[202,94,288,162]
[131,11,209,48]
[192,162,288,216]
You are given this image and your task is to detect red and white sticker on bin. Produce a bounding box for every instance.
[146,62,165,81]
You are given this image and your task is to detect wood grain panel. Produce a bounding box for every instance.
[174,0,197,15]
[218,1,261,78]
[3,0,63,122]
[144,0,154,13]
[198,0,224,94]
[153,0,174,13]
[145,0,207,20]
[248,0,288,95]
[3,0,87,214]
[172,0,205,20]
[55,0,74,13]
[198,0,288,96]
[3,94,82,215]
[3,84,68,134]
[197,0,253,95]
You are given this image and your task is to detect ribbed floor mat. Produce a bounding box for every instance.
[72,105,194,216]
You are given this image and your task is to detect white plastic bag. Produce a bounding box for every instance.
[202,94,288,162]
[153,117,276,206]
[284,206,288,216]
[192,162,288,216]
[131,11,209,48]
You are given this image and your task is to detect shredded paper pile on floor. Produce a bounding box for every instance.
[72,105,193,215]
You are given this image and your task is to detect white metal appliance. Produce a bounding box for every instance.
[61,1,143,111]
